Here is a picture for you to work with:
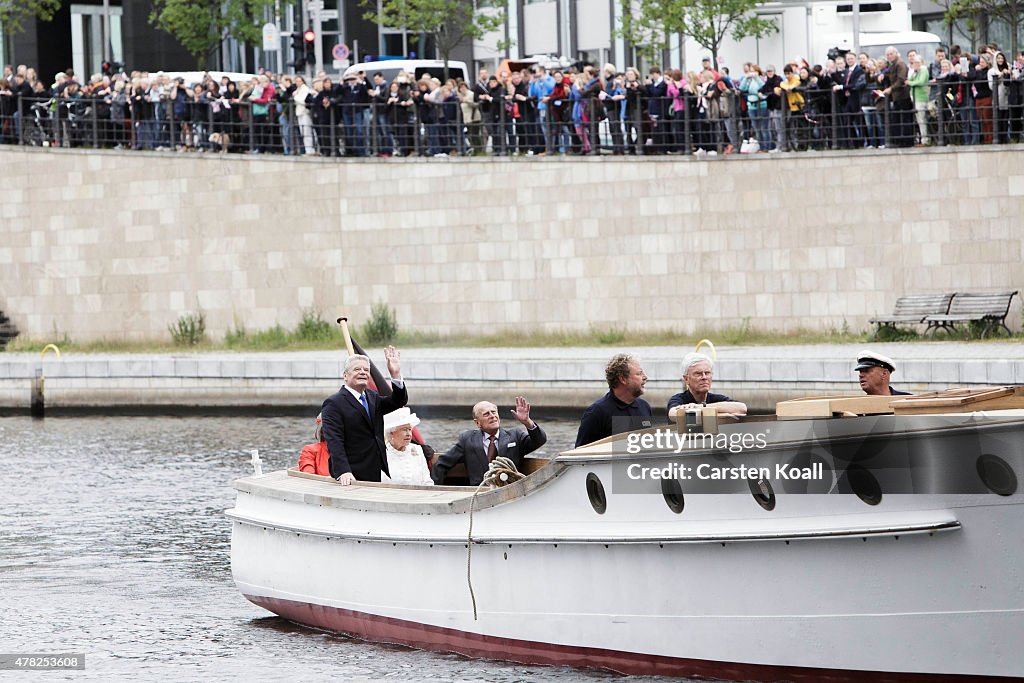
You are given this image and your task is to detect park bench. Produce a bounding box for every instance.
[0,312,18,349]
[869,293,955,336]
[923,291,1019,338]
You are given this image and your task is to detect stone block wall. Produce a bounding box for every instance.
[1,147,1022,341]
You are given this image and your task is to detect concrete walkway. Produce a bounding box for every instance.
[1,341,1022,412]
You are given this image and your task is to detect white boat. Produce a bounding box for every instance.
[228,388,1024,681]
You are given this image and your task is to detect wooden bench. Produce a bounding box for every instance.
[922,291,1018,338]
[869,293,954,336]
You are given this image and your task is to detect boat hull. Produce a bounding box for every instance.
[240,593,1018,682]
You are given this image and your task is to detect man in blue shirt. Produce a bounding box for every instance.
[529,65,555,154]
[575,353,653,447]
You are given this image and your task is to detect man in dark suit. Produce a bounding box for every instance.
[832,51,864,148]
[431,396,547,486]
[322,346,407,485]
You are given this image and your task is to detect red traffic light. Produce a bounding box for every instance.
[303,29,315,43]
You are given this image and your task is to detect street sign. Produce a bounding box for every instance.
[333,59,351,70]
[332,42,350,61]
[307,0,324,10]
[319,9,338,19]
[262,22,280,51]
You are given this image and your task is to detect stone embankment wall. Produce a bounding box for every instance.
[1,147,1022,341]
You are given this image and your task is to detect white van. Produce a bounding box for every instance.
[342,59,471,84]
[820,31,942,64]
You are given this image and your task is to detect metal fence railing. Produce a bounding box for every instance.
[3,82,1022,157]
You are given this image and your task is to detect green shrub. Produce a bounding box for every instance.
[872,325,920,342]
[249,324,289,349]
[169,312,206,346]
[224,323,247,347]
[593,324,626,345]
[292,310,337,344]
[361,301,398,344]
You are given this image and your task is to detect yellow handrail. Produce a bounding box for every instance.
[694,339,717,360]
[40,344,62,361]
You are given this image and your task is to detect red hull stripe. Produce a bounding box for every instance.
[244,594,1019,682]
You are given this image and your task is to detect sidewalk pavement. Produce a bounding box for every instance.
[1,341,1021,412]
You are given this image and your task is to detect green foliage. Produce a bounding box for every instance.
[360,301,399,345]
[873,325,921,342]
[614,0,673,64]
[618,0,777,69]
[593,324,627,345]
[293,310,339,344]
[0,0,60,34]
[224,322,248,347]
[364,0,505,72]
[150,0,286,68]
[169,312,207,346]
[946,0,1024,54]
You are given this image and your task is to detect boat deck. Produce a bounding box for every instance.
[235,465,564,514]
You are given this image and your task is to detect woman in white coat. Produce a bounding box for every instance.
[382,407,433,486]
[293,75,315,155]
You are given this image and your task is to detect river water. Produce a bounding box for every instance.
[0,414,678,682]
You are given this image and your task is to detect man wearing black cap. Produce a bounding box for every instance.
[855,350,911,396]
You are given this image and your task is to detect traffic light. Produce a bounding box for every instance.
[101,61,122,76]
[290,33,306,70]
[303,28,316,67]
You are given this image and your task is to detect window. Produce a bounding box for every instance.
[70,4,124,79]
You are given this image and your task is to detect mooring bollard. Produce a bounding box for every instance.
[250,449,263,476]
[32,344,62,418]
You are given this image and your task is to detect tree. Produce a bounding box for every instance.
[364,0,507,80]
[682,0,777,70]
[150,0,286,69]
[618,0,777,71]
[615,0,677,65]
[948,0,1024,55]
[0,0,60,34]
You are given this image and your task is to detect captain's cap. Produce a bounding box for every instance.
[854,350,896,373]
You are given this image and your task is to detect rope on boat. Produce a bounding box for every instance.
[467,456,525,620]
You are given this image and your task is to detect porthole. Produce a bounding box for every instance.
[748,477,776,511]
[847,465,882,506]
[661,478,685,514]
[586,472,607,514]
[976,455,1017,496]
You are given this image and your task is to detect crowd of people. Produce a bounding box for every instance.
[298,345,906,487]
[2,44,1022,155]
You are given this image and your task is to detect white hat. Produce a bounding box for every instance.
[854,350,896,373]
[383,407,420,433]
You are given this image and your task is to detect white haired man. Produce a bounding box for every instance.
[667,352,747,419]
[321,346,407,485]
[432,397,546,486]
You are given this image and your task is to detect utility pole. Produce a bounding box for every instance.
[852,0,861,54]
[102,0,111,63]
[308,0,324,73]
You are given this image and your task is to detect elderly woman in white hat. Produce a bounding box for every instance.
[667,352,747,419]
[382,407,433,486]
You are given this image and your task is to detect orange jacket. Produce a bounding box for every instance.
[298,442,331,476]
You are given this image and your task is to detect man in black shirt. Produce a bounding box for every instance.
[575,353,653,447]
[855,350,911,396]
